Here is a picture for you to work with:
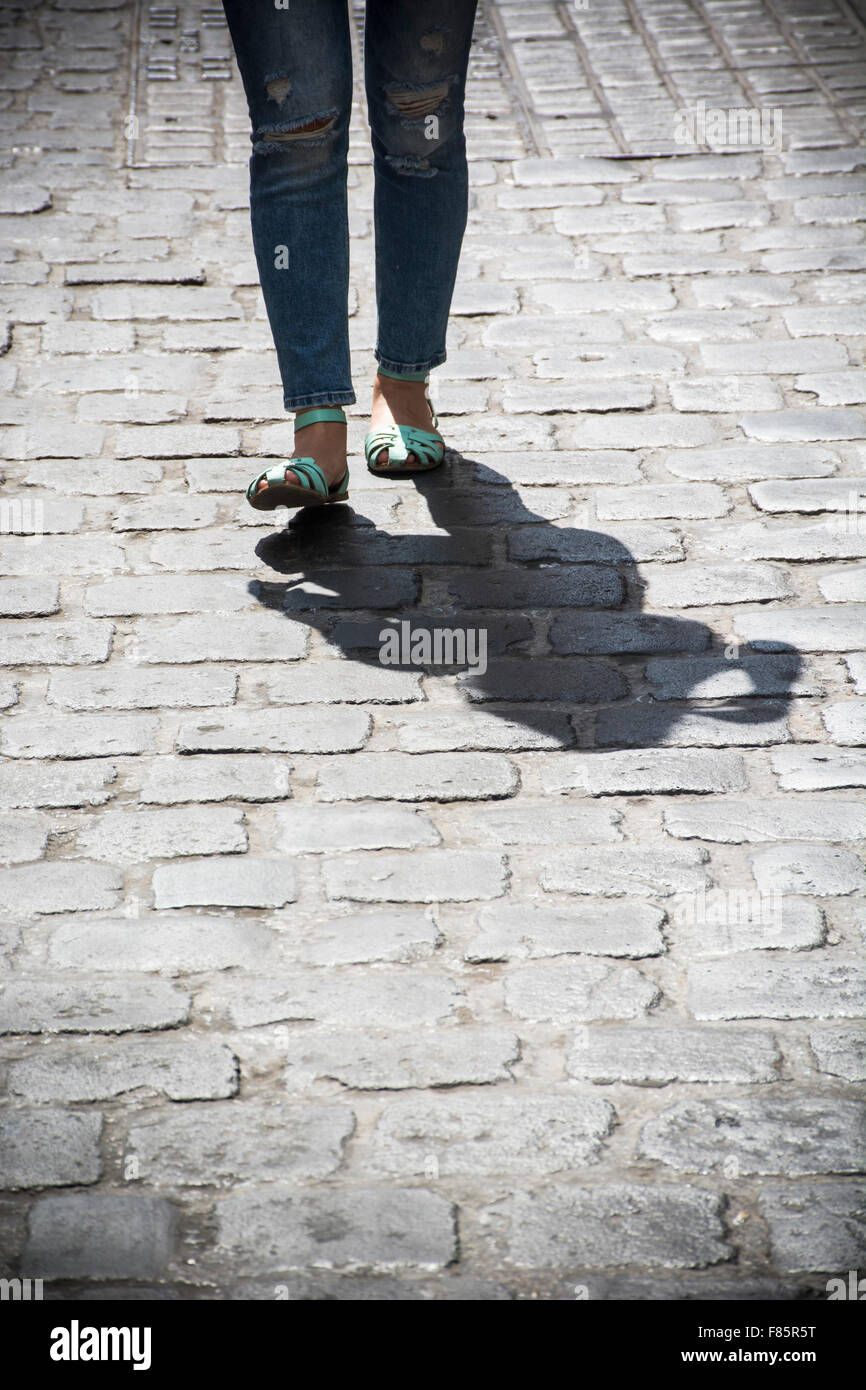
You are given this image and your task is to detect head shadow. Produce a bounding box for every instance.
[249,451,804,753]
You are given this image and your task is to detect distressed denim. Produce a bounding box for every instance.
[222,0,478,410]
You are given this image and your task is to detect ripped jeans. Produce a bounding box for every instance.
[222,0,478,410]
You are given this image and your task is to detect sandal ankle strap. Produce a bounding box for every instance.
[376,367,429,382]
[295,407,347,428]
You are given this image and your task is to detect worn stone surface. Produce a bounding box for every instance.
[1,0,863,1301]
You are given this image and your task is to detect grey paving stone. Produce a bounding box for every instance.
[75,806,247,862]
[466,900,664,961]
[489,1184,728,1269]
[23,1195,176,1280]
[595,704,792,748]
[692,275,797,308]
[48,915,279,975]
[752,845,866,896]
[512,158,638,185]
[216,1187,456,1273]
[735,607,866,653]
[772,746,866,791]
[316,753,518,803]
[664,800,864,843]
[550,612,709,656]
[0,1110,102,1190]
[646,310,769,343]
[663,445,837,481]
[0,861,122,915]
[132,613,307,664]
[284,911,441,967]
[760,1183,866,1274]
[557,414,718,450]
[674,896,825,956]
[540,748,747,796]
[176,709,371,754]
[822,701,866,745]
[533,345,685,380]
[504,958,659,1023]
[47,667,237,711]
[691,520,866,563]
[0,578,60,616]
[0,759,117,809]
[749,478,866,513]
[152,858,297,910]
[701,340,849,374]
[324,850,506,904]
[795,371,866,406]
[671,376,783,413]
[449,800,622,847]
[371,1093,614,1176]
[567,1025,780,1085]
[264,662,423,705]
[126,1102,355,1186]
[594,483,729,521]
[738,409,866,443]
[847,656,866,694]
[274,804,439,852]
[541,845,707,897]
[639,1097,866,1176]
[1,713,159,759]
[784,305,866,337]
[0,812,48,865]
[646,654,815,701]
[282,1025,517,1089]
[394,711,569,753]
[448,564,624,610]
[809,1026,866,1082]
[503,381,653,413]
[508,522,683,563]
[8,1038,239,1102]
[689,955,866,1020]
[138,754,289,805]
[0,620,113,666]
[644,564,795,608]
[0,976,189,1033]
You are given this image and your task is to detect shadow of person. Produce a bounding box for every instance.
[251,451,803,752]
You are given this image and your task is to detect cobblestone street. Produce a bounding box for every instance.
[1,0,865,1299]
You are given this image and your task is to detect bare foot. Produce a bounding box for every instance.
[368,373,442,470]
[254,409,347,497]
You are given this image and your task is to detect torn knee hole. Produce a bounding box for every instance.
[388,82,449,120]
[261,114,336,143]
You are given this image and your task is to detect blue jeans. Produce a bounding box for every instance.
[222,0,478,410]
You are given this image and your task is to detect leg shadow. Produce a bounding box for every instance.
[251,451,803,751]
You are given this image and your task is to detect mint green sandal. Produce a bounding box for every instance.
[365,368,445,475]
[246,407,349,511]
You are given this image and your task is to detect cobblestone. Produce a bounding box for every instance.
[3,0,865,1300]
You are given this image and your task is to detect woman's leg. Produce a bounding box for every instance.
[223,0,354,492]
[364,0,478,466]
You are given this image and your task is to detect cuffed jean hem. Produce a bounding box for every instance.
[283,389,356,411]
[375,351,447,376]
